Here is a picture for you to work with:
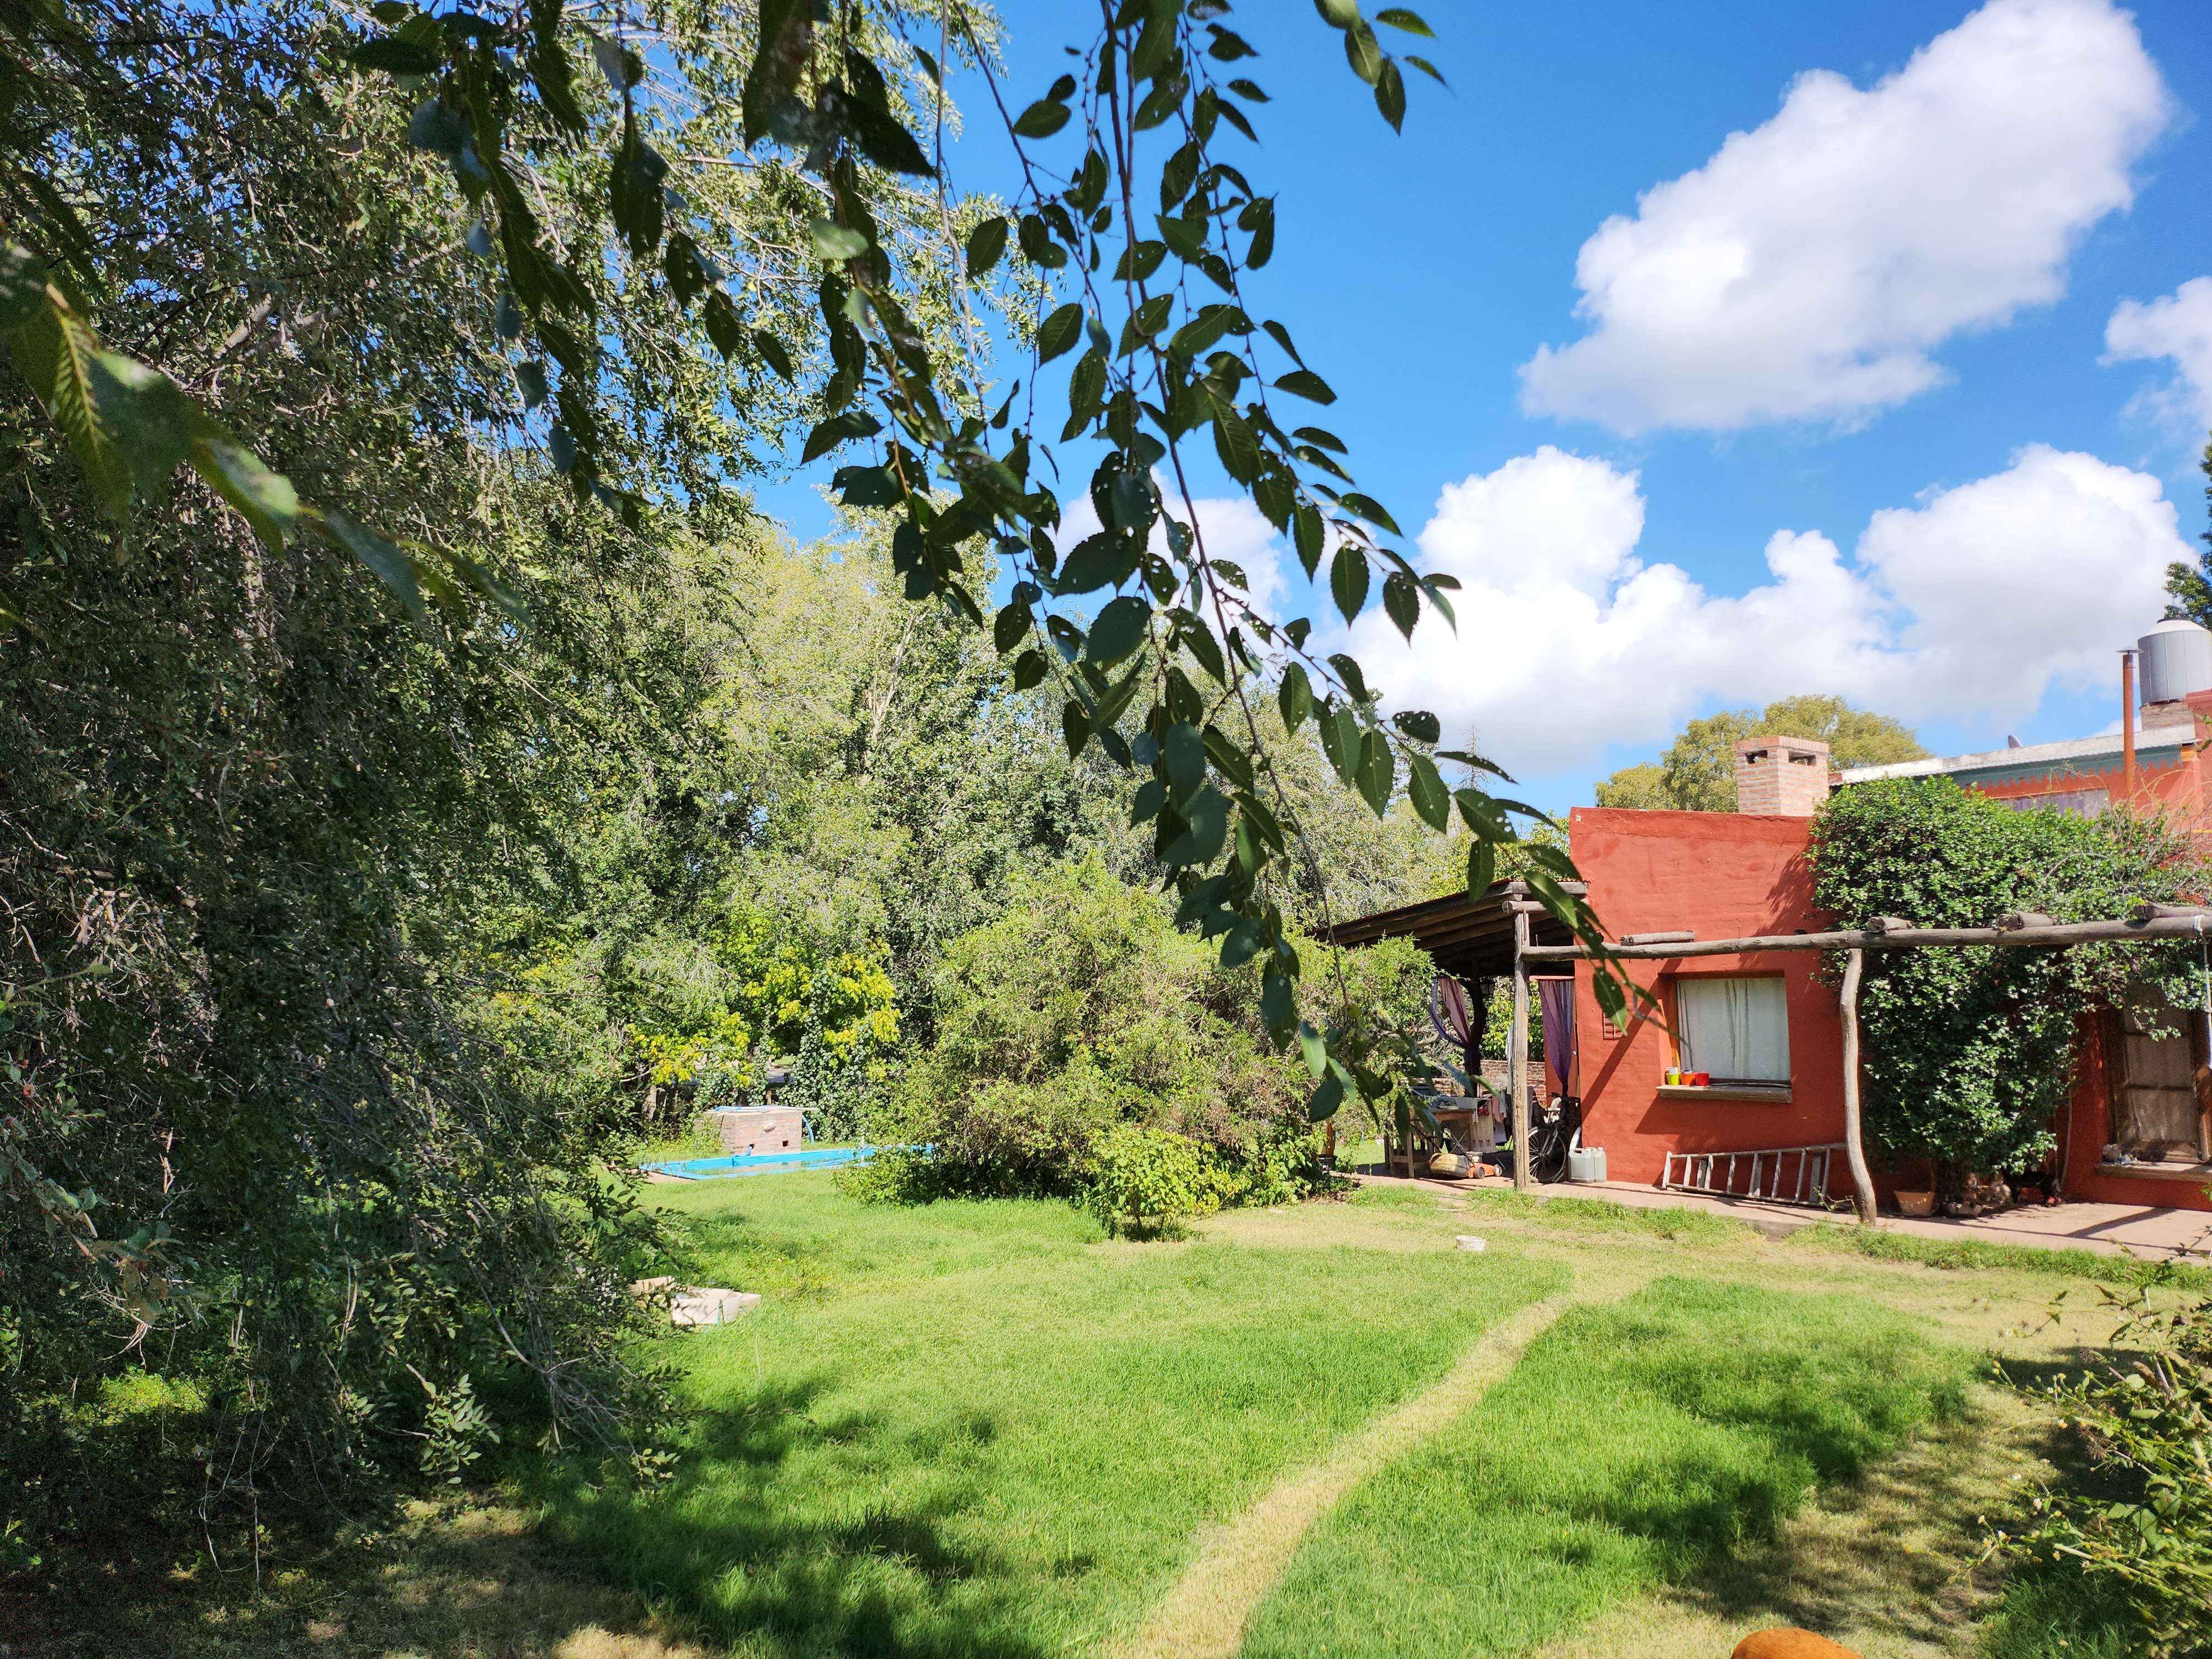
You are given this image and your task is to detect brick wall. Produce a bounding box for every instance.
[1733,734,1832,817]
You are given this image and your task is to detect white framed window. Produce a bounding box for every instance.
[1674,976,1790,1086]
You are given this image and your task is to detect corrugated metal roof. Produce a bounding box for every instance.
[1839,723,2196,787]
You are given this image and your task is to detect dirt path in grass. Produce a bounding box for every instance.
[1115,1260,1653,1659]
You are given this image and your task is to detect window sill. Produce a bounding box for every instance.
[1657,1083,1793,1103]
[2096,1157,2212,1183]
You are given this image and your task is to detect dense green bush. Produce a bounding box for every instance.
[1811,780,2208,1181]
[847,858,1430,1209]
[1086,1125,1224,1236]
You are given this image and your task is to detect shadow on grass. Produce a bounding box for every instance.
[545,1374,1052,1659]
[1661,1371,2146,1659]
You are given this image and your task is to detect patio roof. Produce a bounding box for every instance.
[1323,879,1576,981]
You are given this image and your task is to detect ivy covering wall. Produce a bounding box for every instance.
[1809,778,2209,1180]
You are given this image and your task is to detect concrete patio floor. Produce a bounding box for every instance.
[1347,1168,2212,1264]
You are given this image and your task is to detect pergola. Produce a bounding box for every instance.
[1332,885,2212,1219]
[1514,903,2212,1220]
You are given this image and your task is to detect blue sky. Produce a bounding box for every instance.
[760,0,2212,814]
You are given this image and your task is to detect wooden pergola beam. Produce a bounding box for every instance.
[1510,906,2210,1227]
[1520,911,2212,962]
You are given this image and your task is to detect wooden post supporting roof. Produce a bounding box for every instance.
[1510,906,1532,1194]
[1838,948,1877,1223]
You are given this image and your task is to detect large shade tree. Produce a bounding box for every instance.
[1,0,1630,1552]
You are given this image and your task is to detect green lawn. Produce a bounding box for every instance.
[1239,1275,1973,1659]
[557,1175,1569,1656]
[30,1174,2166,1659]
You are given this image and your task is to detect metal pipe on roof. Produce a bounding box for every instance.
[2122,648,2138,804]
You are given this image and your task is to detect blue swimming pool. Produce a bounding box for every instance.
[644,1145,891,1181]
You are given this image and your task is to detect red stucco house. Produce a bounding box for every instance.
[1333,680,2212,1213]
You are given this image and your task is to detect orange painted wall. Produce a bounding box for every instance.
[1565,806,2210,1210]
[1566,808,1846,1187]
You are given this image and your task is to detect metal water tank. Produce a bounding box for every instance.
[2138,618,2212,705]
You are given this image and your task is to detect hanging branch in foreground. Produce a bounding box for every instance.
[13,0,1632,1128]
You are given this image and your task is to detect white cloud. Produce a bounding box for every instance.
[2105,276,2212,434]
[1519,0,2172,434]
[1348,444,2185,779]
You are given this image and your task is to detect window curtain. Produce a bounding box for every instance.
[1676,977,1789,1083]
[1538,977,1575,1099]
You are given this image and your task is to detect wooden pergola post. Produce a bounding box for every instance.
[1838,948,1879,1224]
[1510,906,1532,1194]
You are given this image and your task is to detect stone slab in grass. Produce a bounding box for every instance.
[632,1276,760,1326]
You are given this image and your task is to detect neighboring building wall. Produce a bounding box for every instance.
[1566,808,1847,1187]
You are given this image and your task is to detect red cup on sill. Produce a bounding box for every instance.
[1692,1071,1710,1086]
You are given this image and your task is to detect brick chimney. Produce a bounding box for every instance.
[1733,734,1832,817]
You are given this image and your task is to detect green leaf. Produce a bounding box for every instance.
[753,330,795,379]
[808,218,869,263]
[1356,729,1393,817]
[1298,1021,1328,1078]
[1343,18,1384,84]
[1013,648,1049,690]
[1062,699,1092,757]
[1164,785,1230,866]
[1374,58,1406,132]
[1227,77,1270,102]
[352,33,442,74]
[1307,1071,1344,1123]
[1405,54,1447,85]
[801,410,881,462]
[1219,917,1268,969]
[1086,594,1151,665]
[187,419,298,552]
[1164,721,1206,796]
[1329,546,1369,623]
[1056,532,1140,596]
[12,300,197,522]
[1392,708,1440,744]
[1375,7,1436,34]
[1406,752,1449,831]
[1212,403,1260,484]
[965,217,1008,279]
[1012,98,1071,138]
[1383,570,1418,639]
[844,99,935,176]
[1278,661,1312,732]
[702,290,745,358]
[1274,369,1336,404]
[1319,706,1359,787]
[0,242,49,330]
[320,510,425,622]
[1035,301,1084,364]
[1261,970,1295,1032]
[1467,837,1496,895]
[1293,505,1324,577]
[743,0,811,147]
[833,463,900,507]
[1338,492,1401,535]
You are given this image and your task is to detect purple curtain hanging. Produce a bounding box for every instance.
[1538,977,1576,1100]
